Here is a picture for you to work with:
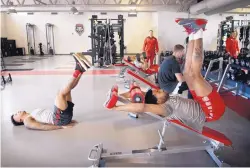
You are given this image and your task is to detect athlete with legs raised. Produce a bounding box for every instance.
[11,54,91,131]
[106,18,225,132]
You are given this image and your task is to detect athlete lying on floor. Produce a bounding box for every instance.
[10,54,91,131]
[106,18,226,132]
[124,54,158,73]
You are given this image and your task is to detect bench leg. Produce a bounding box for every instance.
[206,148,229,167]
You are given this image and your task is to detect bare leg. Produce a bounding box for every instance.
[64,74,82,102]
[183,39,195,91]
[191,37,212,97]
[55,75,82,110]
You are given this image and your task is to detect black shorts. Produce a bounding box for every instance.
[53,101,74,126]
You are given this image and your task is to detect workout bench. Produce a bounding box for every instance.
[126,69,160,90]
[119,58,158,89]
[88,108,232,167]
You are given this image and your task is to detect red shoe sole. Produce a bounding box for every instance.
[195,19,207,25]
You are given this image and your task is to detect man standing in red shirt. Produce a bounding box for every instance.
[226,31,240,58]
[142,30,159,66]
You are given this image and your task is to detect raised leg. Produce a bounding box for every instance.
[176,18,212,97]
[54,54,86,110]
[191,35,212,97]
[55,76,80,110]
[183,38,195,91]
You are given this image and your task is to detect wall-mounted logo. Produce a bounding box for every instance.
[75,24,84,36]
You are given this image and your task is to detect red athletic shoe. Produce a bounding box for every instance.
[111,85,118,93]
[104,89,118,109]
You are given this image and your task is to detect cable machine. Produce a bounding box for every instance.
[45,23,55,55]
[26,23,36,55]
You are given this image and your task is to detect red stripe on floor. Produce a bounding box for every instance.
[220,91,250,121]
[211,85,250,121]
[1,69,120,76]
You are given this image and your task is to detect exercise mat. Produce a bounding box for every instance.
[13,61,35,63]
[5,64,24,66]
[3,68,33,71]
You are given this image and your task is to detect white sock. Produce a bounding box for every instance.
[189,33,194,41]
[194,29,203,40]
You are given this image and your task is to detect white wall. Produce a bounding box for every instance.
[4,11,250,54]
[1,13,7,37]
[5,12,157,54]
[157,11,189,51]
[157,12,250,51]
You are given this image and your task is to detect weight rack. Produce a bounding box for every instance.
[217,62,250,99]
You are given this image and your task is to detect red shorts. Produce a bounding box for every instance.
[190,90,225,122]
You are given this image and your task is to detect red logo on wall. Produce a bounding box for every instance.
[75,24,84,36]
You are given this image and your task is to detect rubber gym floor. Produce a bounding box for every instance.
[1,55,250,167]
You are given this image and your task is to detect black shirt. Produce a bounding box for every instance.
[158,56,181,93]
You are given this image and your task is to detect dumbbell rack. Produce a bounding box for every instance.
[217,63,239,96]
[204,57,224,85]
[217,61,250,99]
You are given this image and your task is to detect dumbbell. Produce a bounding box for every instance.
[128,83,145,119]
[240,57,250,67]
[245,58,250,68]
[235,58,240,65]
[226,67,238,80]
[230,58,236,64]
[129,83,144,103]
[246,74,250,86]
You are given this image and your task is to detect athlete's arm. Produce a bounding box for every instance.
[24,116,63,131]
[119,92,130,99]
[175,73,185,82]
[120,91,146,98]
[113,103,165,116]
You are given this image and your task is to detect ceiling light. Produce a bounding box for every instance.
[7,8,17,14]
[128,10,137,17]
[100,12,107,15]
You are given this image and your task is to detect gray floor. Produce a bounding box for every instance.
[1,56,250,167]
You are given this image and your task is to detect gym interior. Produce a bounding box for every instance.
[1,0,250,167]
